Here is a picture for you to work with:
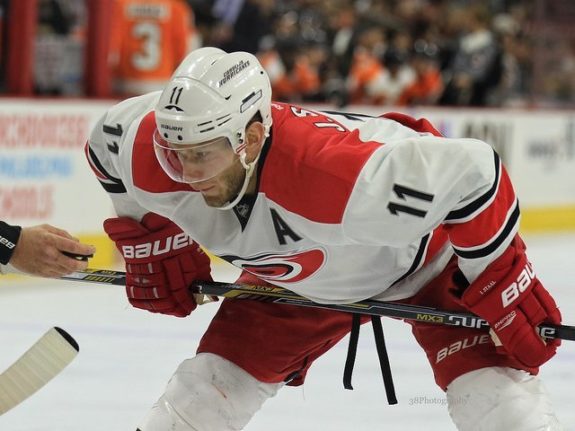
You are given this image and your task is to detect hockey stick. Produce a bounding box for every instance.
[0,327,79,415]
[60,268,575,341]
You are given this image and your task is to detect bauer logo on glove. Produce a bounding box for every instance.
[120,232,194,259]
[500,261,536,308]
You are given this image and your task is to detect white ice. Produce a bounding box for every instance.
[0,233,573,430]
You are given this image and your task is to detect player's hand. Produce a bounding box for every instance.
[453,237,561,368]
[10,225,96,277]
[104,213,212,317]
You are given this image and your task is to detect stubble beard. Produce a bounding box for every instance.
[202,163,247,208]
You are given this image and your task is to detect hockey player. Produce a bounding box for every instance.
[0,221,95,277]
[85,47,563,430]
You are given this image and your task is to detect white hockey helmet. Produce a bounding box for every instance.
[153,47,272,185]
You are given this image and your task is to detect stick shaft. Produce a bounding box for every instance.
[61,269,575,341]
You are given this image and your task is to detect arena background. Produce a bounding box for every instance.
[1,0,574,270]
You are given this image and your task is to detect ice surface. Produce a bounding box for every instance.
[0,233,573,430]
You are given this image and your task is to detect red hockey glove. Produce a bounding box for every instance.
[103,213,212,317]
[453,237,561,368]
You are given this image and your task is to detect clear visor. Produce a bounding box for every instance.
[153,130,238,184]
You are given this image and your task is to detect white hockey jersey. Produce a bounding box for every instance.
[86,94,519,304]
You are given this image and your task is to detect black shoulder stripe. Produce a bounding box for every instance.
[87,145,126,193]
[445,151,500,222]
[99,180,127,194]
[88,145,123,184]
[391,233,430,286]
[453,201,520,260]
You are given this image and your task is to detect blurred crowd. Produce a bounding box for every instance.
[194,0,575,108]
[10,0,575,107]
[193,0,522,107]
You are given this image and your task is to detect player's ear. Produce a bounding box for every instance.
[245,122,265,163]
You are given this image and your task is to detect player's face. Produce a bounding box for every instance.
[185,122,265,207]
[187,156,247,207]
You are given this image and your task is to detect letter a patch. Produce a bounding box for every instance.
[270,209,302,245]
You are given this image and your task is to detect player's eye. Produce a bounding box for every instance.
[178,150,212,163]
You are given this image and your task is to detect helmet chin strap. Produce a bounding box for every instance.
[215,151,259,211]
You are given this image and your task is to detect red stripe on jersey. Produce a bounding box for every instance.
[260,104,382,224]
[381,112,442,136]
[132,112,190,193]
[424,225,449,265]
[84,142,108,181]
[447,166,516,249]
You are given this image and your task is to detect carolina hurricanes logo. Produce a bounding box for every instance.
[222,249,326,283]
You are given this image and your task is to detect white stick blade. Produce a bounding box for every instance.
[0,327,79,415]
